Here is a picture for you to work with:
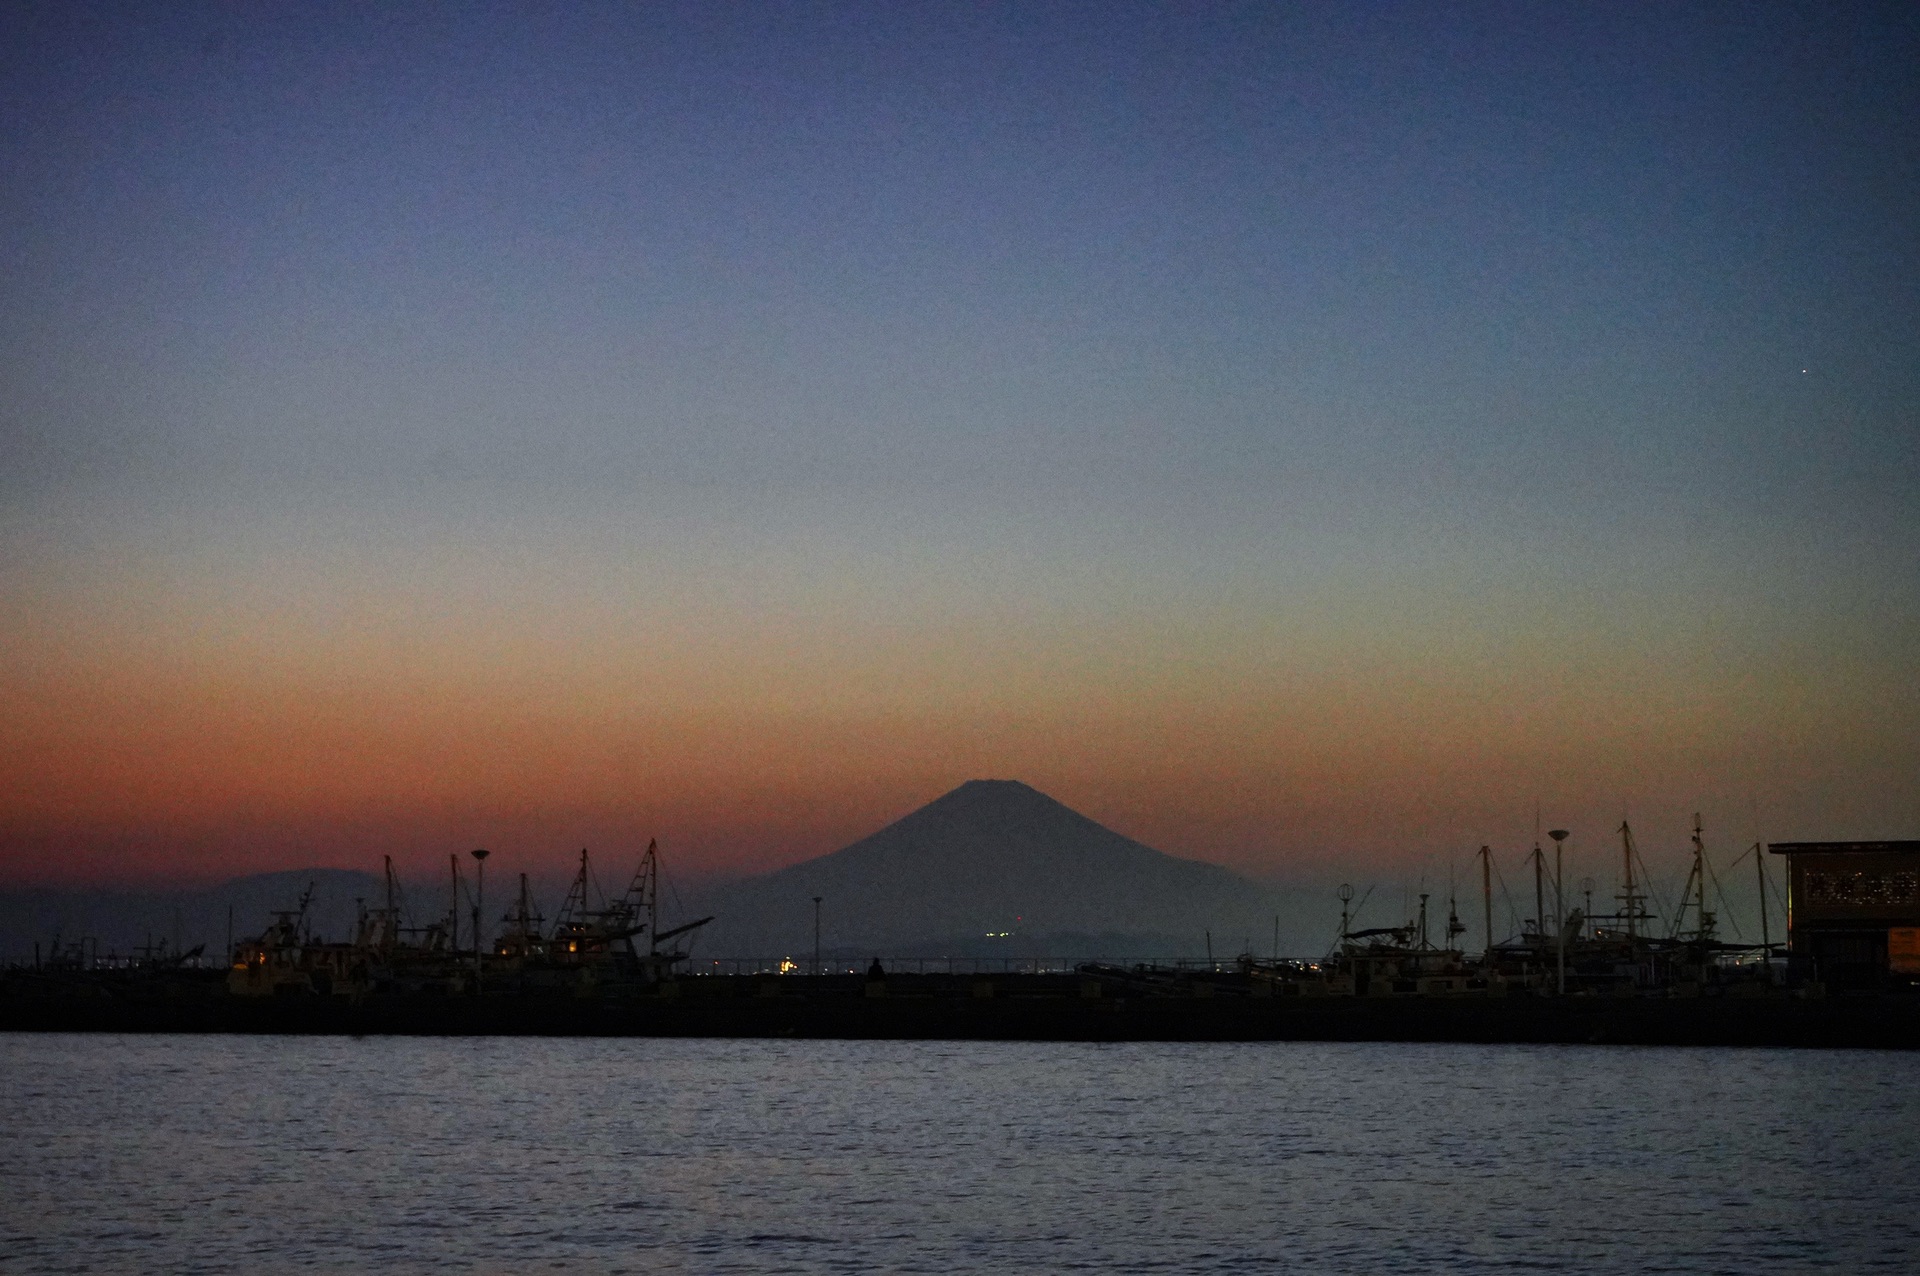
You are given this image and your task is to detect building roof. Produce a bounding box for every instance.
[1767,841,1920,856]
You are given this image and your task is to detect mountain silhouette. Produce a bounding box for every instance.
[698,780,1277,957]
[0,868,383,964]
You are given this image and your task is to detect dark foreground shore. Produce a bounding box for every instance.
[6,973,1919,1048]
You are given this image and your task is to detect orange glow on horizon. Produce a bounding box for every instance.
[5,591,1912,890]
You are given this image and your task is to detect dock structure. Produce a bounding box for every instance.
[11,825,1920,1046]
[1769,842,1920,989]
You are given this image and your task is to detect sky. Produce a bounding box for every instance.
[3,1,1916,892]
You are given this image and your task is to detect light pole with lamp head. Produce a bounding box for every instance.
[1548,830,1570,994]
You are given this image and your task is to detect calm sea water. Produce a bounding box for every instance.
[2,1034,1915,1274]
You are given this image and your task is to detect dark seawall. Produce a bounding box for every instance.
[6,973,1919,1049]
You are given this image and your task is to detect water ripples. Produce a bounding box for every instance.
[2,1035,1917,1273]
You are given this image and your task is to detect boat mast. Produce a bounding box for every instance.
[1618,822,1640,943]
[557,848,591,932]
[522,872,534,955]
[382,855,399,952]
[1753,840,1771,980]
[1693,814,1705,939]
[1480,845,1493,958]
[470,848,488,981]
[1674,814,1705,941]
[614,839,661,953]
[1531,842,1545,949]
[644,840,659,952]
[1445,862,1465,953]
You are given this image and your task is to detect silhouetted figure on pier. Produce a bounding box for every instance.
[867,957,885,980]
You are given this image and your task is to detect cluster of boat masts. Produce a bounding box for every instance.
[1309,816,1782,996]
[228,841,711,997]
[29,815,1778,1002]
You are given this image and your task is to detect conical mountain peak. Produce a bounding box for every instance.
[701,779,1267,952]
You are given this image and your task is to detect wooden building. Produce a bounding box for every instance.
[1768,841,1920,988]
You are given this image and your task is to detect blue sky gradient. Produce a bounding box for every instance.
[3,2,1915,883]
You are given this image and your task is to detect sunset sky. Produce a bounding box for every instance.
[4,2,1915,890]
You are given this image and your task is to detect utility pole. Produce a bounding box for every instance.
[812,896,822,976]
[449,852,460,952]
[1549,829,1570,994]
[471,848,489,989]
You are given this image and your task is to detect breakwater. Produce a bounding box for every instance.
[6,971,1918,1048]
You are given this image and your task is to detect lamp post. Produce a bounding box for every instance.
[812,896,823,977]
[471,848,490,990]
[1548,830,1570,994]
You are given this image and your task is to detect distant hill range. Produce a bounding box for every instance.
[694,779,1290,960]
[0,868,382,965]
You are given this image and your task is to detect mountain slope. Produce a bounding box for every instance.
[698,780,1277,956]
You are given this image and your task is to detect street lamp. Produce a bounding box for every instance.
[1548,830,1570,994]
[471,848,490,989]
[812,896,823,977]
